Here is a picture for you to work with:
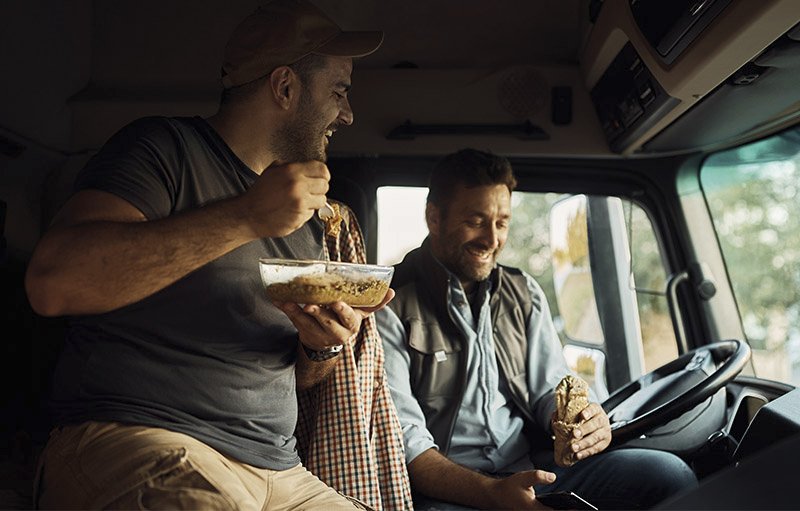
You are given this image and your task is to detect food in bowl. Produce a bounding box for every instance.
[259,258,394,306]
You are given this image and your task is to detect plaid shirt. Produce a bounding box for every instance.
[296,202,414,511]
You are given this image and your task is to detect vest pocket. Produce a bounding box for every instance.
[407,319,461,398]
[407,318,462,355]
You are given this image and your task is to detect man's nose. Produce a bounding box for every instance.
[479,225,501,249]
[338,97,354,126]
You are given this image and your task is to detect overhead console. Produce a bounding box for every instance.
[630,0,732,66]
[643,20,800,153]
[582,0,800,155]
[590,42,679,153]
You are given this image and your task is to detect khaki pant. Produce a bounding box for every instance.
[34,421,369,511]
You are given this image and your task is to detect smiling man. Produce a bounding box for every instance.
[377,148,698,510]
[24,1,411,510]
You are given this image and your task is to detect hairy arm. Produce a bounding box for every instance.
[26,190,256,316]
[409,448,556,510]
[295,342,342,391]
[26,161,331,317]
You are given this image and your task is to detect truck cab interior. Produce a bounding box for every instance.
[2,0,800,508]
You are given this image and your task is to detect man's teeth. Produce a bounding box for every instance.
[467,247,491,260]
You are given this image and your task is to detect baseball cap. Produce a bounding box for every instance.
[221,0,384,88]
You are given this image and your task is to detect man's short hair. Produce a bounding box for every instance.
[427,148,518,210]
[219,53,327,105]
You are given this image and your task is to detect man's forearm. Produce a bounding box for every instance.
[26,197,253,316]
[408,448,501,510]
[296,344,341,390]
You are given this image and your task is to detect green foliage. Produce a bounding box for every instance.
[499,192,562,320]
[702,131,800,377]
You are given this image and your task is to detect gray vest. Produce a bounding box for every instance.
[387,239,535,454]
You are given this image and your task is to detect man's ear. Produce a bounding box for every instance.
[425,202,440,236]
[269,66,297,110]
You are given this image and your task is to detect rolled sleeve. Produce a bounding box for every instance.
[376,307,438,463]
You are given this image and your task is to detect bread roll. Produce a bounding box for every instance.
[552,374,590,467]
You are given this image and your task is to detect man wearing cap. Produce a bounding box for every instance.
[26,1,410,509]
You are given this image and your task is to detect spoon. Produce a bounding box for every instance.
[318,201,335,220]
[317,201,335,268]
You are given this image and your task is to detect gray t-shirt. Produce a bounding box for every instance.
[49,116,324,470]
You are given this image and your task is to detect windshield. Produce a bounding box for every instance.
[701,126,800,386]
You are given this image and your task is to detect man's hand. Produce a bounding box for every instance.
[569,402,612,462]
[409,449,557,510]
[241,161,331,239]
[275,289,395,352]
[278,290,395,390]
[487,470,558,510]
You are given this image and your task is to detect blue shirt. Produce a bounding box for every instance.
[378,261,574,474]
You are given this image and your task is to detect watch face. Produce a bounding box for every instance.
[306,344,344,361]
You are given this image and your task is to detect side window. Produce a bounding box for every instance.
[499,192,563,337]
[376,186,428,265]
[547,195,677,396]
[500,192,609,399]
[625,200,680,372]
[701,128,800,386]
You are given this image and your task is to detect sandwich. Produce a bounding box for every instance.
[552,374,590,467]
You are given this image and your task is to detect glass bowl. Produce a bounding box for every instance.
[259,258,394,306]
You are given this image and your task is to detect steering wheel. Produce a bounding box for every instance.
[602,339,751,445]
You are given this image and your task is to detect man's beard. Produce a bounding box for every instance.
[439,240,497,284]
[272,91,328,162]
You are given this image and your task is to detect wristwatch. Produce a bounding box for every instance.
[303,344,344,362]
